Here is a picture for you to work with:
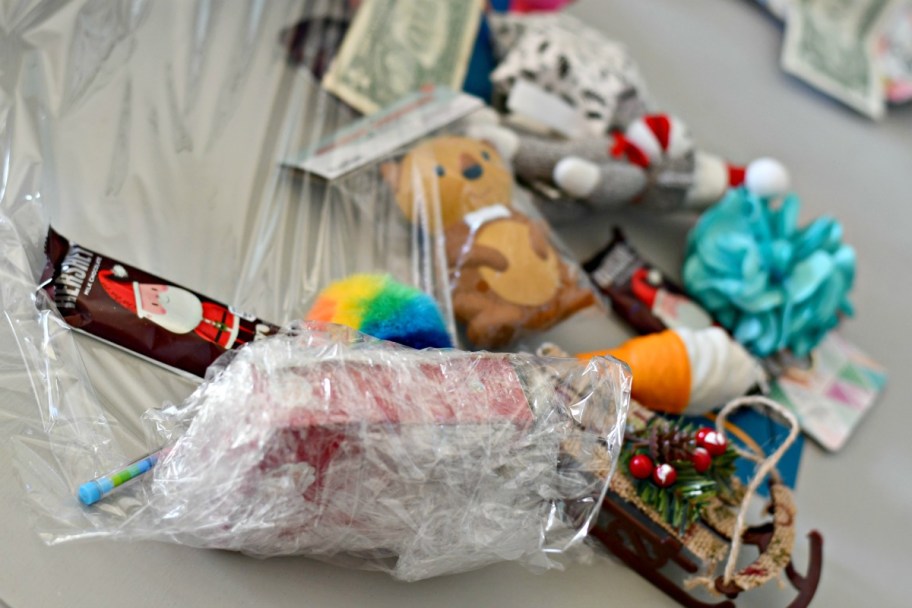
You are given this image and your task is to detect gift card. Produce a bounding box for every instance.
[768,332,887,451]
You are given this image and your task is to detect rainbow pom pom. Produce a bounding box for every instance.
[306,274,453,349]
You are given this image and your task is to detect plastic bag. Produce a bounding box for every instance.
[0,0,445,557]
[0,0,624,581]
[131,324,629,580]
[267,91,603,350]
[364,127,598,349]
[2,192,630,578]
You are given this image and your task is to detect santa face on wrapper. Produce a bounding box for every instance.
[99,264,251,349]
[630,267,713,331]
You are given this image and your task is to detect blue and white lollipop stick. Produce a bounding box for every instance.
[78,451,161,506]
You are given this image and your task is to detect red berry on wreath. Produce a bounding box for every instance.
[694,426,713,445]
[652,463,677,487]
[691,447,712,473]
[629,454,655,479]
[700,430,728,456]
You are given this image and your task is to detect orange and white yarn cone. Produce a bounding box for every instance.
[577,327,766,415]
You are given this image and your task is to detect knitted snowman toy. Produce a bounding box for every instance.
[468,110,789,211]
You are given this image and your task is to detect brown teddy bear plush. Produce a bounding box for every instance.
[445,205,594,347]
[384,135,595,348]
[384,135,514,230]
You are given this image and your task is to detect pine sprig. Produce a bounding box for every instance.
[706,444,738,498]
[620,418,739,534]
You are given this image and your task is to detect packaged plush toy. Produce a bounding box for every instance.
[379,128,598,348]
[276,87,600,350]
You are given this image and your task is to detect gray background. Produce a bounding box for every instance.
[1,0,910,606]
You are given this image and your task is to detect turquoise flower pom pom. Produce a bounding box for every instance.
[683,188,855,358]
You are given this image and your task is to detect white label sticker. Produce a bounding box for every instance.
[286,86,484,180]
[506,79,591,139]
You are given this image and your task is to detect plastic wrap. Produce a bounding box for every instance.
[0,0,427,570]
[137,324,629,579]
[0,0,626,582]
[2,196,630,578]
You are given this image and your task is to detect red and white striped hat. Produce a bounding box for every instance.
[611,114,693,168]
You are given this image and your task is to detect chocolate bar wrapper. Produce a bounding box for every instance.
[583,228,713,335]
[41,228,278,378]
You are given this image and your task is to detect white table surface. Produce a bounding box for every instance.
[1,1,910,606]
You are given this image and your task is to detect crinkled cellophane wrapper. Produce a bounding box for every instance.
[136,324,629,580]
[0,0,629,582]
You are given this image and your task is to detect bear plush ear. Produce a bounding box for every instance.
[380,160,401,190]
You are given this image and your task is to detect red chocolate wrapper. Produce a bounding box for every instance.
[41,228,278,378]
[583,228,713,335]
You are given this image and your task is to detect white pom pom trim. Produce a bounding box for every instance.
[553,157,601,198]
[745,157,790,198]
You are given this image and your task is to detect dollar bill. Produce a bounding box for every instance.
[881,1,912,103]
[782,0,892,118]
[322,0,484,114]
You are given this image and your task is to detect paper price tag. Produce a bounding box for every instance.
[287,86,483,180]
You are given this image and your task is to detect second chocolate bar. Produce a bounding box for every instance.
[583,228,713,335]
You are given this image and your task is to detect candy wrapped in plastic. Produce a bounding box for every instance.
[121,323,630,580]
